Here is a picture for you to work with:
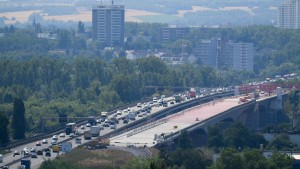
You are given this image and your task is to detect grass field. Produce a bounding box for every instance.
[57,147,135,169]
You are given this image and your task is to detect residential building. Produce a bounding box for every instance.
[277,0,300,29]
[196,39,218,68]
[157,27,189,43]
[92,3,125,47]
[197,38,254,71]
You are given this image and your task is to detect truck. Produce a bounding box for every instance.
[52,145,60,153]
[100,112,108,118]
[65,123,76,135]
[174,95,182,103]
[88,116,97,126]
[20,158,31,169]
[91,126,100,137]
[128,112,136,120]
[189,88,197,98]
[84,130,92,140]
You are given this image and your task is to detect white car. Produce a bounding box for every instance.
[80,125,85,129]
[117,110,122,115]
[59,133,65,137]
[42,139,48,144]
[137,103,142,107]
[86,123,91,127]
[52,135,58,140]
[51,140,57,145]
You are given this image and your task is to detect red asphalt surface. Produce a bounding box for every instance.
[166,98,240,125]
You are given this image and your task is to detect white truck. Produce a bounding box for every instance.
[128,112,136,120]
[91,126,100,137]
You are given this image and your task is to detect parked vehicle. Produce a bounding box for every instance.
[0,154,3,162]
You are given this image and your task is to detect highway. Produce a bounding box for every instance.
[1,94,200,168]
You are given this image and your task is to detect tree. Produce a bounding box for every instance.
[177,130,194,149]
[0,111,9,145]
[211,148,244,169]
[223,122,251,149]
[269,152,295,169]
[11,98,26,139]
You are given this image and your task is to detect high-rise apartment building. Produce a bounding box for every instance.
[196,39,218,68]
[278,0,300,29]
[92,3,125,47]
[157,27,189,43]
[197,39,254,71]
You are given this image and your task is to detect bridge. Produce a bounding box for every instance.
[109,89,289,148]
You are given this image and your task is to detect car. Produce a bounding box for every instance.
[96,119,102,123]
[110,125,116,129]
[137,103,142,107]
[69,133,75,137]
[36,141,41,146]
[99,126,104,130]
[24,150,30,156]
[80,125,85,129]
[36,150,43,155]
[51,140,57,145]
[42,139,48,144]
[31,152,37,158]
[59,133,65,137]
[13,150,20,156]
[123,119,128,124]
[75,137,82,144]
[103,123,109,127]
[23,147,29,151]
[138,114,143,117]
[116,110,122,115]
[30,148,36,153]
[52,135,58,140]
[2,166,9,169]
[153,97,158,102]
[45,150,51,157]
[86,123,91,127]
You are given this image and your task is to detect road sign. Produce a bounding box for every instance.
[61,142,72,153]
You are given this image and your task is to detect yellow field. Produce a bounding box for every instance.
[0,8,164,24]
[177,5,259,17]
